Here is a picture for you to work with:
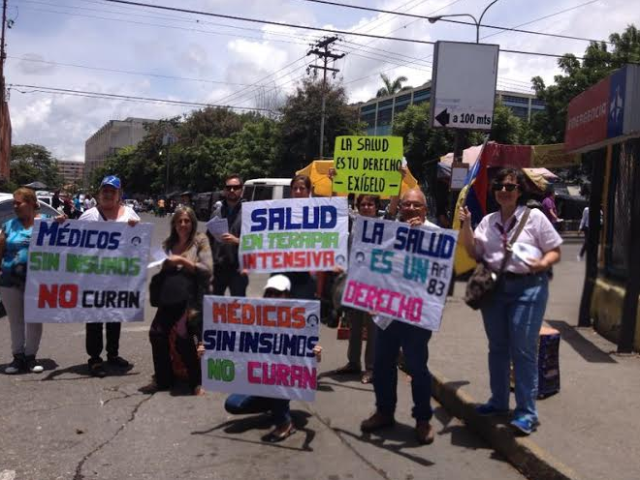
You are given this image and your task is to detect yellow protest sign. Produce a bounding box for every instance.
[332,136,404,196]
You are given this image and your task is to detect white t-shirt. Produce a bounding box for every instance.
[79,206,140,223]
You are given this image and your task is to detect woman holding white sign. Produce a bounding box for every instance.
[458,167,562,436]
[79,175,140,378]
[1,188,48,374]
[145,206,212,396]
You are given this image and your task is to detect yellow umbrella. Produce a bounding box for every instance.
[296,159,419,199]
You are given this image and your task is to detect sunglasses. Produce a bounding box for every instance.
[225,185,242,191]
[492,183,519,192]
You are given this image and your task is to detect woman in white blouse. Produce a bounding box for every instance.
[458,168,562,436]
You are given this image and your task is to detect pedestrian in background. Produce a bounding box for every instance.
[361,188,438,445]
[208,174,247,297]
[541,186,562,231]
[0,188,47,374]
[80,175,140,378]
[458,167,562,435]
[144,206,212,395]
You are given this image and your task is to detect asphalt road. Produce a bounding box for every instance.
[0,213,524,480]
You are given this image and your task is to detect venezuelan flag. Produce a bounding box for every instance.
[452,140,489,275]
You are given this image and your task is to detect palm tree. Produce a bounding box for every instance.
[376,74,410,97]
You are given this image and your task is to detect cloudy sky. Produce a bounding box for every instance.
[5,0,638,161]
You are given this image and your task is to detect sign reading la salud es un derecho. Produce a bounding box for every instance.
[202,296,320,402]
[341,217,458,332]
[239,197,349,274]
[24,219,153,323]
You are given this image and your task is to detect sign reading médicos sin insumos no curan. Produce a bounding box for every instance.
[332,135,404,196]
[202,296,320,402]
[24,219,153,323]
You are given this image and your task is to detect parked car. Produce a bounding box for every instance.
[242,178,291,202]
[0,193,60,317]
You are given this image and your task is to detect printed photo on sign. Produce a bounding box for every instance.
[24,219,153,323]
[202,296,320,402]
[333,136,403,197]
[341,217,458,332]
[239,197,349,274]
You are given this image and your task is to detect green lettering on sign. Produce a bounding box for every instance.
[333,135,403,196]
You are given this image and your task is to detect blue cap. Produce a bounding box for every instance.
[100,175,121,189]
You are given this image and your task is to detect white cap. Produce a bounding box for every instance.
[264,275,291,292]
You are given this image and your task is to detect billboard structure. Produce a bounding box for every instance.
[430,41,500,131]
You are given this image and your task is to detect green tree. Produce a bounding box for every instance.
[531,24,640,143]
[490,102,523,145]
[279,78,363,171]
[376,74,410,97]
[10,144,62,188]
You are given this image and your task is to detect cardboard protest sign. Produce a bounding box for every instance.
[341,217,458,332]
[240,197,349,273]
[202,296,320,401]
[332,136,403,196]
[24,219,153,323]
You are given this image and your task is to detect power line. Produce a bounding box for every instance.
[7,83,279,111]
[6,55,302,88]
[102,0,613,61]
[296,0,610,44]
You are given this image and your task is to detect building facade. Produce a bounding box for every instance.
[84,117,157,183]
[357,81,545,136]
[56,160,84,185]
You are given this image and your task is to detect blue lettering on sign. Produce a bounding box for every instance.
[394,227,455,259]
[36,222,121,250]
[250,206,338,232]
[607,67,626,139]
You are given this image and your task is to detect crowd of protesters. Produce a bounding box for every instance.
[1,166,561,443]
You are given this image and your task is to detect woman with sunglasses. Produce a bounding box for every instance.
[458,167,562,436]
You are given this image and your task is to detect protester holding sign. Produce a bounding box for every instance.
[0,188,48,374]
[79,175,140,378]
[458,168,562,436]
[360,188,441,445]
[145,206,212,395]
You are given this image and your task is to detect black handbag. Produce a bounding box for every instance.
[464,209,531,310]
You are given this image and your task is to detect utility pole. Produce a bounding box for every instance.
[307,36,344,159]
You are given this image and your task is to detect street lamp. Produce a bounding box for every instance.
[428,0,499,43]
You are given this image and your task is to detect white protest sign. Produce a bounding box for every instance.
[202,296,320,401]
[430,41,499,131]
[341,217,458,332]
[206,217,229,241]
[239,197,349,273]
[24,219,153,323]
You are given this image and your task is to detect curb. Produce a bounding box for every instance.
[431,369,581,480]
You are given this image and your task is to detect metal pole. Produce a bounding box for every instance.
[165,145,170,195]
[319,49,328,159]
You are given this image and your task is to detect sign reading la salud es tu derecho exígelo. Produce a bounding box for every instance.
[24,219,153,323]
[202,296,320,402]
[332,135,404,197]
[341,217,458,332]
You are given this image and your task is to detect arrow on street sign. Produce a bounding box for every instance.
[435,109,450,127]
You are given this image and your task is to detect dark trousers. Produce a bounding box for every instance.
[86,323,121,362]
[373,321,433,422]
[149,306,201,390]
[579,227,589,258]
[213,266,248,297]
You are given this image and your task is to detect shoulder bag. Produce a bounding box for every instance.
[464,209,531,310]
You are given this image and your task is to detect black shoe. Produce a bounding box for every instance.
[89,361,107,378]
[107,356,132,369]
[25,355,44,373]
[5,354,26,374]
[360,412,395,433]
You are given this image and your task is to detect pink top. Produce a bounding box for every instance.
[474,206,563,274]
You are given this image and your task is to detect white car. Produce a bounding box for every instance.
[0,193,60,317]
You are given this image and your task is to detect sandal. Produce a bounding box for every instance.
[361,371,374,384]
[265,421,296,443]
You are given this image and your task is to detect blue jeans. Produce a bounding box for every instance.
[480,273,549,422]
[224,394,291,426]
[373,321,433,422]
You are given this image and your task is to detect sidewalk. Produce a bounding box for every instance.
[430,247,640,480]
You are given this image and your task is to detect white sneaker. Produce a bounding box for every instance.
[25,356,44,374]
